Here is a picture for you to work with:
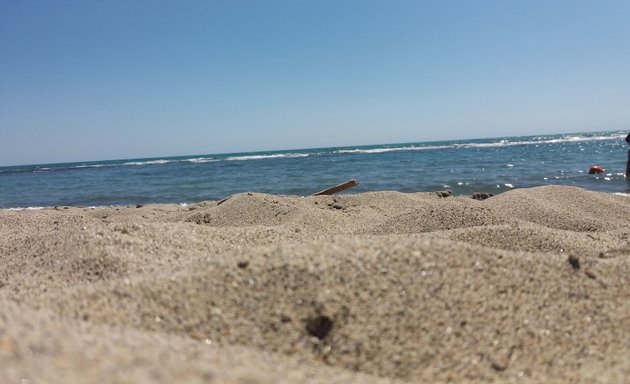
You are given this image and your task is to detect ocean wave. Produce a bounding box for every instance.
[2,157,215,174]
[65,164,107,170]
[2,132,625,176]
[31,164,107,173]
[453,135,622,149]
[186,157,218,163]
[515,133,626,146]
[336,133,625,155]
[6,206,45,211]
[335,145,451,154]
[120,157,218,166]
[123,160,173,166]
[225,153,311,161]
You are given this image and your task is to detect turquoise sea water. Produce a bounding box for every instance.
[1,131,628,208]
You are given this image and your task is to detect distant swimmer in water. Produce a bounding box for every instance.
[626,133,630,178]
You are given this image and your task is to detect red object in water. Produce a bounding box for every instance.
[588,165,605,174]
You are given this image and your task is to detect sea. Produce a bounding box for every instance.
[1,130,629,209]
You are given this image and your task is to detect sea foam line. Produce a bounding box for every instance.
[186,157,218,163]
[225,153,311,161]
[70,164,107,169]
[6,206,46,211]
[121,157,219,166]
[123,159,173,166]
[335,145,450,154]
[336,133,626,155]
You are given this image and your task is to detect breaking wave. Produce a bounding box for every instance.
[225,153,311,161]
[336,133,625,155]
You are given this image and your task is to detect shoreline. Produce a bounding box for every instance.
[3,184,629,212]
[2,130,629,209]
[2,185,629,383]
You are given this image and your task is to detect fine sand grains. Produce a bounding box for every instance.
[1,186,629,383]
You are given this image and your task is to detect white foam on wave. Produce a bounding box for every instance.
[530,133,625,145]
[71,164,106,169]
[336,133,625,155]
[500,133,613,148]
[335,145,451,154]
[225,153,310,161]
[123,160,173,166]
[6,206,45,211]
[186,157,218,163]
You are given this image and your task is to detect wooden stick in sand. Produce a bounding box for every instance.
[312,179,359,196]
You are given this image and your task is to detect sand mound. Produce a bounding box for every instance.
[488,186,630,231]
[1,186,629,383]
[185,191,508,235]
[430,223,630,257]
[184,191,425,234]
[186,193,304,227]
[368,199,507,234]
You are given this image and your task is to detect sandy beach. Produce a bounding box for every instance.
[1,185,629,383]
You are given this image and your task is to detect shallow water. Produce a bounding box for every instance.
[1,131,628,208]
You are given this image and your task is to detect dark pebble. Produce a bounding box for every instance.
[305,315,333,340]
[436,190,452,198]
[472,192,494,200]
[568,255,580,270]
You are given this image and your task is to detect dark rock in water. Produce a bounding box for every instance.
[436,190,452,198]
[472,192,494,200]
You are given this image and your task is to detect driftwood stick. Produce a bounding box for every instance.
[216,196,231,205]
[312,179,359,196]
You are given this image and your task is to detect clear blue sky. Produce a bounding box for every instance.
[1,0,629,166]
